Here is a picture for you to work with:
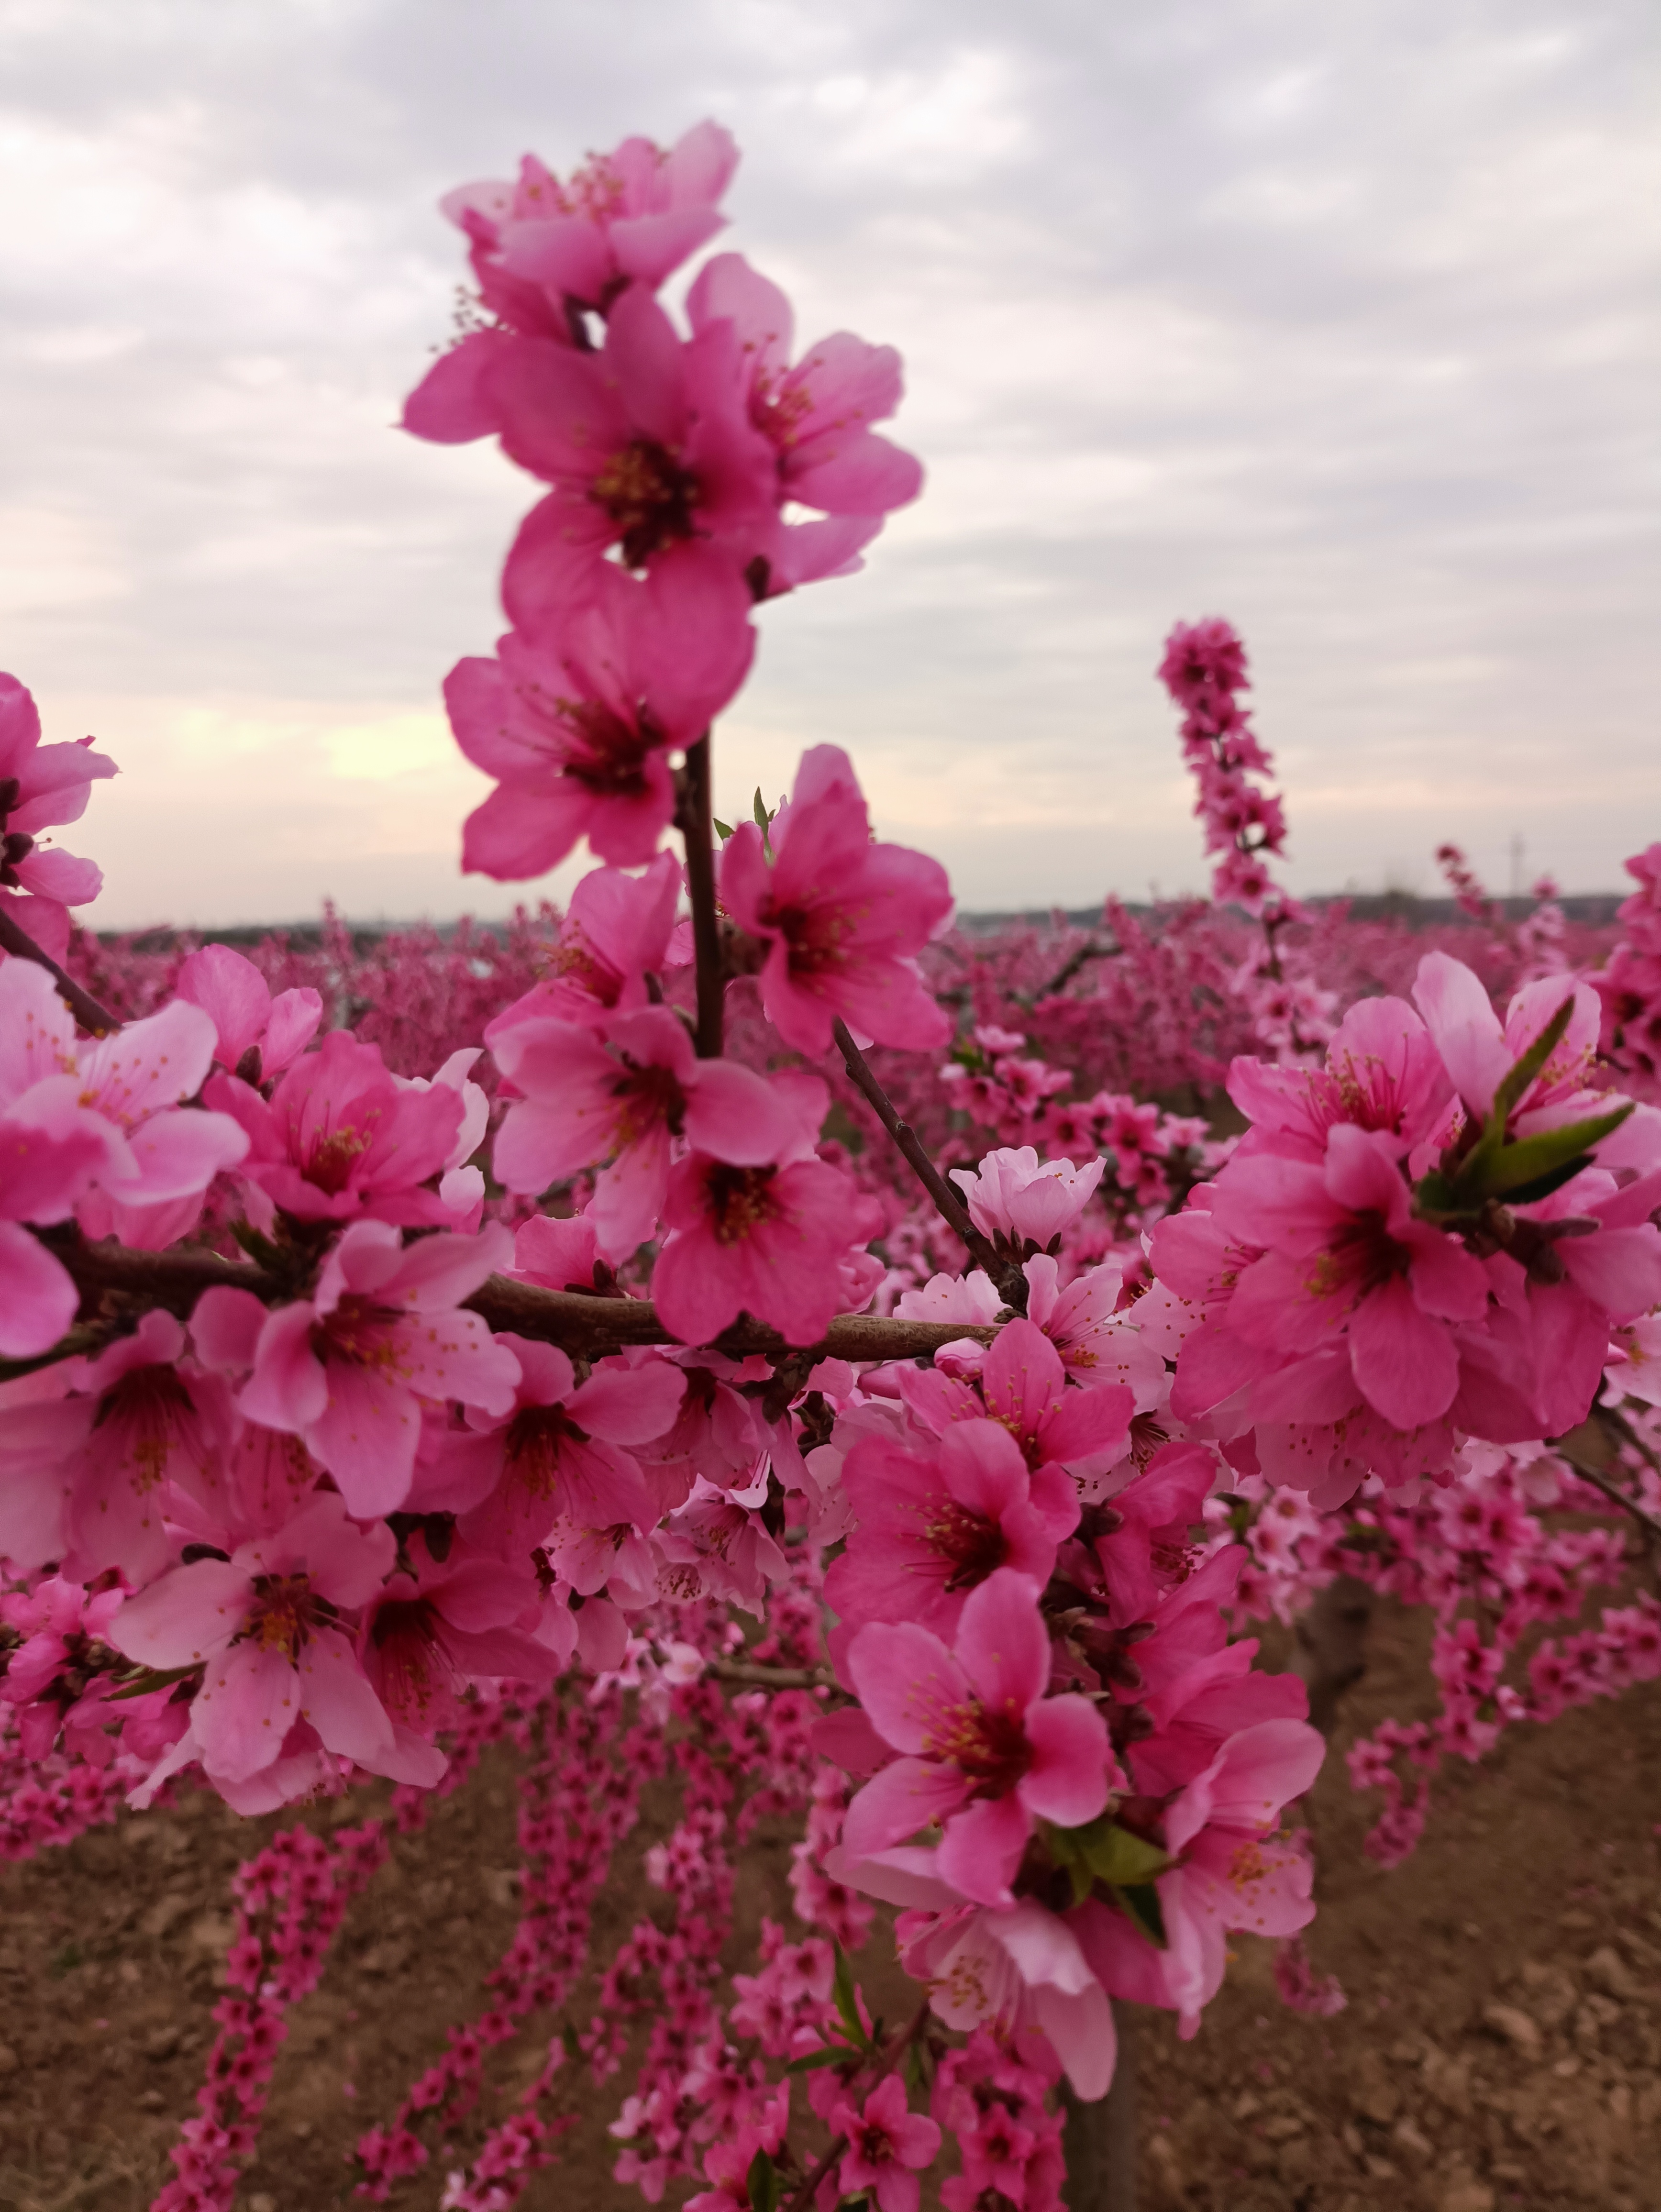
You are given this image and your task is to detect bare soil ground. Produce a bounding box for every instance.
[1,1600,1657,2212]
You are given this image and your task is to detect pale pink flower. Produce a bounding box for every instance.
[1227,993,1454,1164]
[238,1219,520,1517]
[174,942,321,1081]
[1412,952,1602,1128]
[844,1569,1115,1906]
[720,746,952,1058]
[951,1146,1106,1252]
[830,2075,941,2212]
[491,1004,795,1261]
[446,552,753,880]
[1022,1255,1166,1405]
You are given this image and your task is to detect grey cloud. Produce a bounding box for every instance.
[0,0,1655,924]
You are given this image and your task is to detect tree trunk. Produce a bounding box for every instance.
[1063,2002,1136,2208]
[1294,1572,1374,1736]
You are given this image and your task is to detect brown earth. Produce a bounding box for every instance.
[1,1600,1657,2212]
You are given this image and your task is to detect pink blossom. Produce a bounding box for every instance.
[487,853,682,1046]
[491,1004,795,1261]
[359,1532,554,1729]
[1205,1124,1489,1430]
[720,746,952,1057]
[238,1220,520,1516]
[107,1491,416,1795]
[452,1335,684,1554]
[951,1146,1106,1253]
[1022,1254,1166,1404]
[209,1028,471,1229]
[844,1568,1115,1906]
[899,1319,1135,1493]
[830,2075,940,2212]
[175,943,321,1081]
[824,1419,1077,1642]
[0,672,115,954]
[446,553,753,880]
[1412,952,1602,1128]
[403,124,738,437]
[686,252,922,594]
[651,1090,881,1347]
[1074,1718,1323,2035]
[1228,994,1453,1163]
[490,285,776,627]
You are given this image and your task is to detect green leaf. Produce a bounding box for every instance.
[110,1662,203,1702]
[1490,995,1577,1128]
[1480,1104,1634,1199]
[1118,1881,1168,1948]
[1048,1813,1173,1895]
[785,2046,853,2074]
[712,817,734,841]
[747,2146,781,2212]
[753,787,773,831]
[830,1942,868,2050]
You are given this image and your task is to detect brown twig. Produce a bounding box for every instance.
[674,732,724,1058]
[0,905,119,1035]
[36,1234,999,1362]
[708,1659,836,1691]
[830,1017,1024,1305]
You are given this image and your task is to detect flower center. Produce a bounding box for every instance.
[504,1403,585,1499]
[923,1499,1009,1593]
[590,438,700,566]
[305,1117,377,1194]
[97,1363,197,1493]
[703,1162,779,1246]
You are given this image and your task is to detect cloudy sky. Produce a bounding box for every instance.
[2,0,1657,927]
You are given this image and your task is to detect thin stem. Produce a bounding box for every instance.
[831,1017,1024,1304]
[0,906,119,1035]
[675,732,724,1058]
[1569,1459,1661,1546]
[779,2001,932,2212]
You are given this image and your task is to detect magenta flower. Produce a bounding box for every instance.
[686,251,923,593]
[951,1145,1107,1252]
[1413,951,1602,1128]
[175,942,321,1081]
[403,123,739,441]
[446,552,753,882]
[454,1335,686,1557]
[210,1027,471,1229]
[359,1531,554,1731]
[652,1143,879,1348]
[843,1568,1114,1906]
[491,1004,796,1261]
[107,1490,407,1792]
[899,1319,1134,1492]
[238,1219,521,1516]
[720,745,952,1057]
[1074,1717,1324,2036]
[0,671,116,958]
[1208,1123,1489,1431]
[484,850,681,1036]
[489,284,776,628]
[1021,1255,1167,1404]
[824,1419,1077,1642]
[830,2075,941,2212]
